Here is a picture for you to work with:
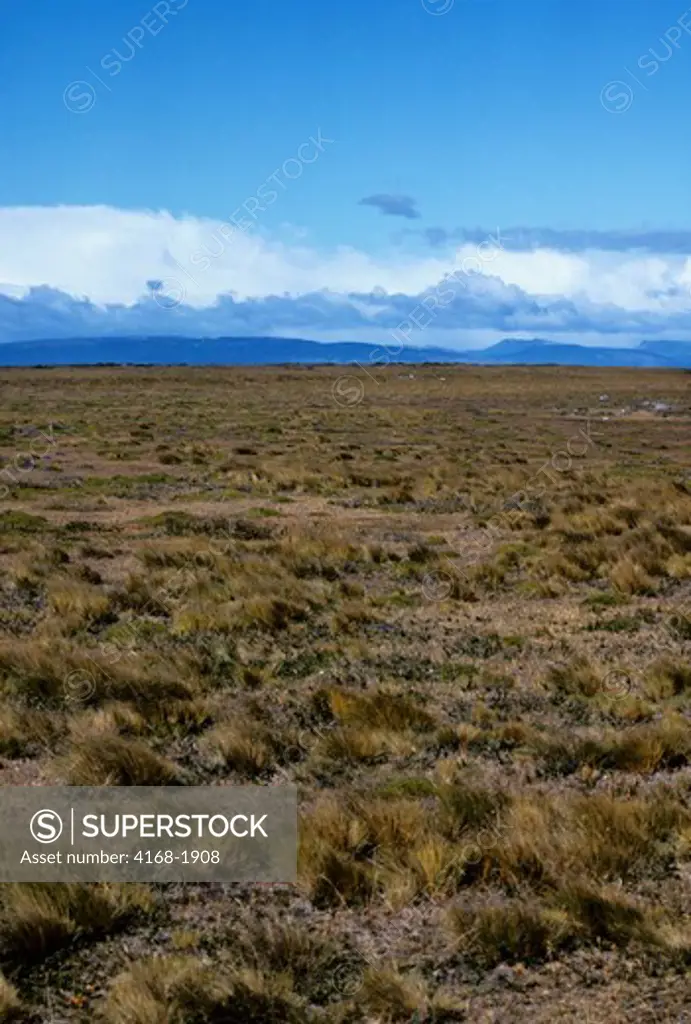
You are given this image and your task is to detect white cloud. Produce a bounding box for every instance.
[0,205,454,307]
[467,245,691,313]
[0,204,690,344]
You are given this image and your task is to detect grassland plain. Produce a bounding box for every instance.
[0,363,689,1022]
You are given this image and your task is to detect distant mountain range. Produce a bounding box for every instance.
[0,336,690,368]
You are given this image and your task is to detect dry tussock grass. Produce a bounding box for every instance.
[0,883,153,964]
[299,776,690,921]
[0,365,690,1019]
[0,977,21,1022]
[58,732,180,785]
[101,957,309,1024]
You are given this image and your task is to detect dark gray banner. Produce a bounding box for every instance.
[0,786,297,883]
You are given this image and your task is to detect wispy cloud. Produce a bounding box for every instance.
[416,226,691,254]
[359,194,420,219]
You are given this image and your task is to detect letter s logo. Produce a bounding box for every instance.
[30,809,64,844]
[63,81,97,114]
[599,81,634,114]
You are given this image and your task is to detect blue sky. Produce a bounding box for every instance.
[1,0,691,347]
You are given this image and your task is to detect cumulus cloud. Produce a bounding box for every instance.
[3,274,691,350]
[359,194,420,219]
[0,205,690,346]
[0,205,451,308]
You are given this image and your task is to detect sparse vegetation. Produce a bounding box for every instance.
[0,364,689,1021]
